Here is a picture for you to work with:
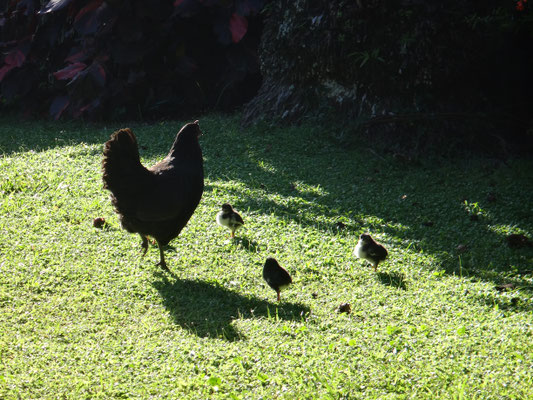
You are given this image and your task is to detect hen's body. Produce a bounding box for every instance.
[102,121,204,271]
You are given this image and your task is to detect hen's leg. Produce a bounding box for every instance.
[156,241,170,272]
[140,234,149,256]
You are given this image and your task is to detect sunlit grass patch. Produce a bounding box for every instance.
[1,115,532,398]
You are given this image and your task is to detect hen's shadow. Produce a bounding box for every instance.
[377,271,407,290]
[152,274,310,341]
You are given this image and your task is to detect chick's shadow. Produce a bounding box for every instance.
[235,237,260,253]
[152,274,310,341]
[377,271,407,290]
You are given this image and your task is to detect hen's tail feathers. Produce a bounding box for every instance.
[102,128,141,189]
[102,128,148,213]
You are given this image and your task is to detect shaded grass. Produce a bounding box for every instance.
[0,114,532,398]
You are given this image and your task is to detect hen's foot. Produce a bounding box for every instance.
[140,235,149,257]
[156,241,170,272]
[157,260,170,272]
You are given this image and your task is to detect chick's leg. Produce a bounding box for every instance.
[277,291,281,302]
[140,234,149,257]
[156,241,170,272]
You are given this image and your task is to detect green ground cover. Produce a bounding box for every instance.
[0,115,532,398]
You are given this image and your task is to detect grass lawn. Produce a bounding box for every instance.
[1,115,532,399]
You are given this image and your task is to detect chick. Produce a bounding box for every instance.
[216,203,244,238]
[506,233,532,249]
[354,233,388,272]
[263,257,292,302]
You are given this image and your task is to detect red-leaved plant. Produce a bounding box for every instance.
[0,0,265,119]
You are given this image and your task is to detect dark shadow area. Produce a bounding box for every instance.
[377,272,407,291]
[471,290,533,313]
[152,274,311,341]
[0,118,195,156]
[0,119,111,155]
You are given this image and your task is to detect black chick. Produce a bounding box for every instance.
[506,234,533,249]
[353,233,388,272]
[102,121,204,272]
[216,203,244,238]
[263,257,292,302]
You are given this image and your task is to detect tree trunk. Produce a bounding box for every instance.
[243,0,532,151]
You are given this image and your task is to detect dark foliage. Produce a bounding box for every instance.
[0,0,265,120]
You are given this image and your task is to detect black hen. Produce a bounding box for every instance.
[102,121,204,271]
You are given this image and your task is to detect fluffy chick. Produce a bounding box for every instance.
[216,203,244,238]
[354,233,388,272]
[263,257,292,302]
